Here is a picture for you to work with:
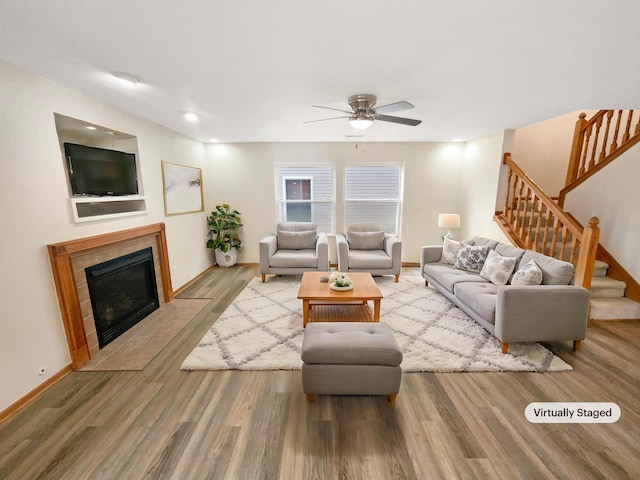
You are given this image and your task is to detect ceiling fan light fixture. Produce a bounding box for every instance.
[349,118,374,130]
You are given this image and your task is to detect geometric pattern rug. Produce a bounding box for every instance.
[181,275,572,372]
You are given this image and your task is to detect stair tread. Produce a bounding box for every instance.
[592,260,609,277]
[590,297,640,320]
[590,276,626,289]
[594,259,609,269]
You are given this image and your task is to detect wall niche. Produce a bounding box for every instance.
[54,113,147,222]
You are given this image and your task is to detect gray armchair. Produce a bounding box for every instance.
[336,223,402,282]
[259,223,329,282]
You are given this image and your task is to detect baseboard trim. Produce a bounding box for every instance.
[173,264,259,296]
[0,364,73,425]
[173,265,216,296]
[175,262,419,296]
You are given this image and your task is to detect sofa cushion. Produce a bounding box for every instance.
[302,322,403,366]
[269,249,318,268]
[511,259,544,286]
[440,238,474,264]
[348,250,392,269]
[519,251,574,285]
[480,249,517,286]
[495,243,526,263]
[454,282,500,324]
[277,229,317,250]
[454,245,489,272]
[424,263,490,293]
[346,230,385,250]
[471,236,500,250]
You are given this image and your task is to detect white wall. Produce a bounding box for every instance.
[0,59,510,413]
[0,60,210,412]
[459,131,510,243]
[204,142,476,263]
[510,110,599,195]
[564,146,640,282]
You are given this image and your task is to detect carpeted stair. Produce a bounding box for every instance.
[589,260,640,320]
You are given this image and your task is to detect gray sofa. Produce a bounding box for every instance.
[420,236,589,354]
[259,222,329,282]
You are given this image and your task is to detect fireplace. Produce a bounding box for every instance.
[86,247,159,349]
[47,223,173,369]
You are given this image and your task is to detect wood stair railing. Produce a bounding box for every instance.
[559,110,640,206]
[495,153,600,290]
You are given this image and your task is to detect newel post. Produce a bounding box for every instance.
[574,217,600,290]
[565,112,588,188]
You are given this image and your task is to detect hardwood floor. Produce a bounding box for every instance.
[1,266,639,479]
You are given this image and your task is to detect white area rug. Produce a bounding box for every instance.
[181,275,572,372]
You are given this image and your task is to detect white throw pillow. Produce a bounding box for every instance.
[480,249,517,285]
[454,245,488,272]
[440,238,474,265]
[511,260,544,286]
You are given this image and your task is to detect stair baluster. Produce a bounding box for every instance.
[495,153,599,292]
[560,110,640,206]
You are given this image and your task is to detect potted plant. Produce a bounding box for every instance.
[206,203,243,267]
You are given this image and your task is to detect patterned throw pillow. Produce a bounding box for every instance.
[454,245,489,272]
[440,238,474,265]
[480,249,517,285]
[511,260,544,286]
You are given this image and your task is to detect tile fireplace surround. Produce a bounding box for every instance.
[47,223,173,369]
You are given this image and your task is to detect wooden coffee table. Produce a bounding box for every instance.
[297,272,383,327]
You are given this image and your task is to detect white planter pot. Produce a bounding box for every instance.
[215,247,237,267]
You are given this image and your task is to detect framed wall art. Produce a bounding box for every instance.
[161,161,204,215]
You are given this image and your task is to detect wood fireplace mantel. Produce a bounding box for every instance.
[47,223,173,369]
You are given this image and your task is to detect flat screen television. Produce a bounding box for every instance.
[65,142,138,196]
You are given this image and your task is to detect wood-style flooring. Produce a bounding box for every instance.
[1,266,639,479]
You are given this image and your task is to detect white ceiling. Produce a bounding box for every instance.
[1,0,639,143]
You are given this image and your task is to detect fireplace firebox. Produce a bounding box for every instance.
[85,247,159,349]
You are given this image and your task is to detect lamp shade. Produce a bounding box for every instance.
[437,213,460,229]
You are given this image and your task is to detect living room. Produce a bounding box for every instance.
[1,1,639,478]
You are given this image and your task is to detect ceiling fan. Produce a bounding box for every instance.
[305,94,422,130]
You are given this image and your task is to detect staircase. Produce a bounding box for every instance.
[590,260,640,320]
[496,159,640,321]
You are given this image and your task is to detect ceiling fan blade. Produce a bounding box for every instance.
[312,105,353,114]
[303,115,350,124]
[374,101,415,114]
[376,114,422,126]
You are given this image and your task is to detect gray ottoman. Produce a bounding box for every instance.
[301,322,403,403]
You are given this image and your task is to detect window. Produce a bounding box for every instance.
[283,177,312,222]
[344,164,402,234]
[276,166,334,233]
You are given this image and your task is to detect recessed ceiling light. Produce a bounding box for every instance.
[85,126,96,130]
[208,138,219,143]
[184,112,199,122]
[111,71,142,87]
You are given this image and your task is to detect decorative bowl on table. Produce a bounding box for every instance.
[329,272,353,291]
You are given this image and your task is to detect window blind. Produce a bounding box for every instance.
[345,165,401,234]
